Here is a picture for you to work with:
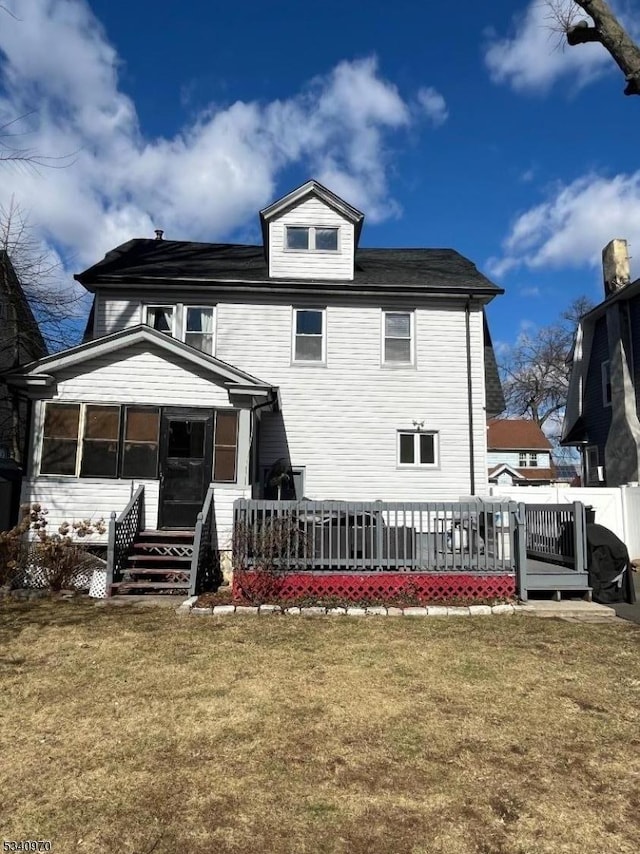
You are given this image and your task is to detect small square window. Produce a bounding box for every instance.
[293,309,324,362]
[397,430,437,467]
[384,311,413,364]
[286,227,309,250]
[315,228,338,251]
[146,306,174,334]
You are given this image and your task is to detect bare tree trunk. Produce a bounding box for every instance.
[569,0,640,94]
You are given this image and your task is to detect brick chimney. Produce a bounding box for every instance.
[603,238,630,297]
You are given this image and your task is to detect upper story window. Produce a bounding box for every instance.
[286,226,339,252]
[397,430,438,467]
[146,306,174,335]
[519,452,538,468]
[185,307,214,354]
[602,360,612,407]
[293,308,325,363]
[144,304,215,355]
[384,311,414,364]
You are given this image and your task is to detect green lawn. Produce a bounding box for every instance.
[1,600,639,854]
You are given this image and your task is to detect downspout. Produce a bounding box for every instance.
[247,393,279,492]
[465,299,475,495]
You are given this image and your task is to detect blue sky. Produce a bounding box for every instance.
[1,0,639,351]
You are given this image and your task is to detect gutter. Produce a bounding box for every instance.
[466,299,476,495]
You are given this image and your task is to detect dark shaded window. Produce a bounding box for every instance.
[398,431,438,466]
[121,408,160,478]
[168,420,205,459]
[146,306,174,334]
[214,411,238,482]
[80,405,120,477]
[41,404,80,475]
[294,309,324,362]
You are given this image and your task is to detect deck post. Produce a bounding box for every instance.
[106,511,116,597]
[573,501,586,575]
[513,501,528,602]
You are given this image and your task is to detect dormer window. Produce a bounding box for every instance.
[286,226,339,252]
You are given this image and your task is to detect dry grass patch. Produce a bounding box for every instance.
[0,601,639,853]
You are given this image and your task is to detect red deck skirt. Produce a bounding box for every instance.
[233,570,515,604]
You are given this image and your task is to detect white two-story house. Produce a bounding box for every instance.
[9,181,505,548]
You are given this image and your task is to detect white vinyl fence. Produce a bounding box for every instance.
[489,484,640,560]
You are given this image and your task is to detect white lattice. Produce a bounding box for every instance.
[89,568,108,598]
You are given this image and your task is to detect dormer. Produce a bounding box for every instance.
[259,180,364,281]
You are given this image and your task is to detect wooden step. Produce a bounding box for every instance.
[127,554,192,564]
[133,542,194,551]
[124,566,189,575]
[111,581,191,591]
[138,530,194,541]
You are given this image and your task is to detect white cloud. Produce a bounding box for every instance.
[416,87,449,126]
[484,1,630,93]
[0,0,432,278]
[489,171,640,276]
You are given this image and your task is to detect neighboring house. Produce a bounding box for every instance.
[0,251,46,529]
[8,180,505,542]
[562,239,640,487]
[487,418,556,486]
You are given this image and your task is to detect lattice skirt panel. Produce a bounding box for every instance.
[233,571,515,604]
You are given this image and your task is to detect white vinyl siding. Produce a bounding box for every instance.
[269,197,354,280]
[19,477,249,550]
[216,300,488,501]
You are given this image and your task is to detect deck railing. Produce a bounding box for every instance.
[233,499,520,574]
[189,486,217,596]
[524,502,587,572]
[106,485,145,594]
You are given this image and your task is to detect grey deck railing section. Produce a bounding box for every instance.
[106,485,145,594]
[524,502,587,572]
[189,486,217,596]
[233,499,521,575]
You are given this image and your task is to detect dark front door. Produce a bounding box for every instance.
[159,408,213,529]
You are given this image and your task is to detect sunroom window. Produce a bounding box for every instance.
[80,405,120,478]
[40,403,80,475]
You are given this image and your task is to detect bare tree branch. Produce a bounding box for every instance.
[499,296,594,443]
[546,0,640,95]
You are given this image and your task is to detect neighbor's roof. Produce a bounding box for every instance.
[75,240,503,297]
[487,419,552,450]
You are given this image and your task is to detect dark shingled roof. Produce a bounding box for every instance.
[75,239,503,296]
[483,317,505,418]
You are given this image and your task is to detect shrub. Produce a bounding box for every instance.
[1,504,106,592]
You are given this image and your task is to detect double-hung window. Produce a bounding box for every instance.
[184,307,214,354]
[145,305,174,335]
[41,404,81,476]
[384,311,413,364]
[286,226,339,252]
[144,304,215,355]
[293,308,325,363]
[397,431,438,467]
[518,452,539,467]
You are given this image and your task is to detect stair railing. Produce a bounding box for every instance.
[106,485,145,595]
[190,486,216,596]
